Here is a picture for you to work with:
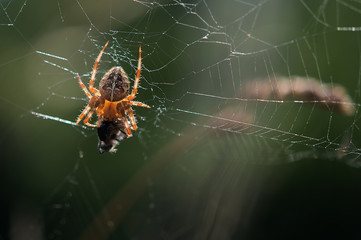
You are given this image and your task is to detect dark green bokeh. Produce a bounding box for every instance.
[0,0,361,239]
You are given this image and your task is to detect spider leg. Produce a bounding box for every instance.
[89,41,109,95]
[76,96,97,125]
[116,102,132,137]
[116,114,132,137]
[127,46,142,101]
[96,118,102,128]
[76,105,92,125]
[123,117,132,137]
[95,98,105,127]
[77,74,92,99]
[127,107,137,130]
[129,101,150,108]
[83,108,97,127]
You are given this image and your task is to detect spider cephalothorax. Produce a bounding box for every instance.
[76,41,150,153]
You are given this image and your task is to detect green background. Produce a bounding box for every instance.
[0,0,361,239]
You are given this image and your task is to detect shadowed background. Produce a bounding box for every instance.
[0,0,361,239]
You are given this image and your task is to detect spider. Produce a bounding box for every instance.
[76,41,150,153]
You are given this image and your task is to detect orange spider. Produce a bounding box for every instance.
[76,41,150,153]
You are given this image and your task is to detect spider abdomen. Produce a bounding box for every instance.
[97,120,127,153]
[99,67,130,102]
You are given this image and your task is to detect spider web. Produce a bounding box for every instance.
[1,0,361,239]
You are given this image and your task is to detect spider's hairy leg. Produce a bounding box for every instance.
[83,108,97,127]
[96,117,102,128]
[115,114,132,137]
[76,96,97,125]
[127,108,138,130]
[122,116,132,137]
[77,74,92,99]
[129,101,150,108]
[116,103,132,137]
[89,41,109,94]
[128,46,142,101]
[76,105,91,125]
[84,97,100,127]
